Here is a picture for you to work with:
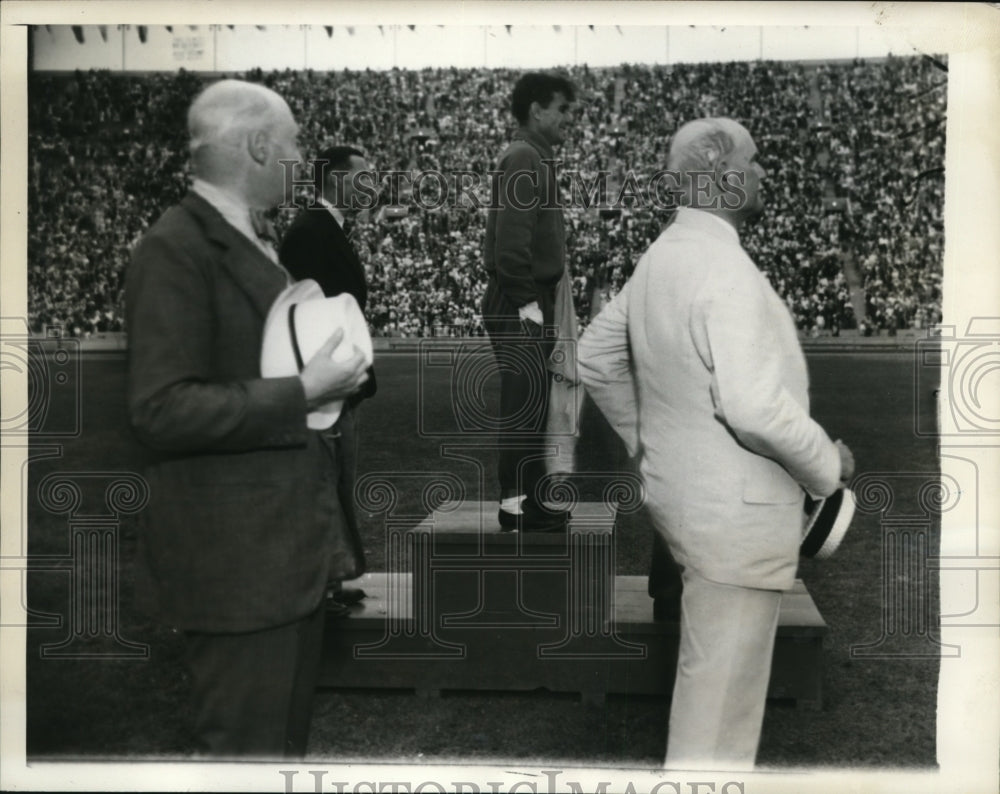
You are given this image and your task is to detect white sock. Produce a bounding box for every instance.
[500,495,527,514]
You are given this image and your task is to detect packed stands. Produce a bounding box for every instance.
[27,56,945,337]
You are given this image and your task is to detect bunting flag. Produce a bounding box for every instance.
[553,25,561,33]
[71,25,84,44]
[98,25,107,42]
[346,26,355,36]
[505,25,512,35]
[324,26,333,37]
[407,25,415,32]
[227,25,235,31]
[137,25,147,44]
[378,25,385,36]
[923,53,949,73]
[165,26,173,33]
[255,25,266,32]
[588,25,594,32]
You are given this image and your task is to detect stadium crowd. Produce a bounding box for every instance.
[27,56,945,337]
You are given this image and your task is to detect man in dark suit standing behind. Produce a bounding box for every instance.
[280,146,375,330]
[126,80,370,758]
[280,146,377,613]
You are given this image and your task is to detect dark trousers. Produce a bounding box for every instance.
[482,301,555,502]
[183,605,326,759]
[329,405,361,596]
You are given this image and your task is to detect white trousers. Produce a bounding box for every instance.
[664,568,783,771]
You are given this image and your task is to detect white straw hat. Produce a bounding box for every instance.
[801,487,856,560]
[261,279,374,429]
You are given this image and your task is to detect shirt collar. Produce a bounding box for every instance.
[190,178,287,276]
[316,196,346,229]
[513,127,555,159]
[674,207,741,244]
[191,179,256,241]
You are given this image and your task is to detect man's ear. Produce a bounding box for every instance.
[247,129,270,166]
[709,159,725,192]
[323,173,337,204]
[713,155,737,191]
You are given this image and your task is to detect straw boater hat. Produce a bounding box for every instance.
[801,487,856,559]
[260,279,374,430]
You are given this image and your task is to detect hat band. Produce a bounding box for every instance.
[288,303,305,372]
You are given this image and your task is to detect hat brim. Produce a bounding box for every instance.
[801,487,856,560]
[261,280,374,430]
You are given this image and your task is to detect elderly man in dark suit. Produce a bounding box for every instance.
[279,145,377,613]
[126,79,370,759]
[279,146,373,313]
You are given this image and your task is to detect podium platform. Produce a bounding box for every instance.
[319,502,827,709]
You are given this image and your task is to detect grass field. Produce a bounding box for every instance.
[23,348,941,767]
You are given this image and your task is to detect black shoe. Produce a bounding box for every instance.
[498,500,569,533]
[336,586,367,605]
[523,498,571,523]
[325,593,352,618]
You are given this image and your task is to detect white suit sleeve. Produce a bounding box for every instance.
[577,280,640,457]
[692,267,841,497]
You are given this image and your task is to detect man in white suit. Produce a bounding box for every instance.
[578,118,854,770]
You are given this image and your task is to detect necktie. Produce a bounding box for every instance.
[248,208,288,279]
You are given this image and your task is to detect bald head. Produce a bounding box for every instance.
[665,117,765,225]
[667,117,749,175]
[188,79,288,154]
[187,79,300,208]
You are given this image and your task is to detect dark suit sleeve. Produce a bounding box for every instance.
[493,145,541,307]
[279,217,351,298]
[126,231,310,454]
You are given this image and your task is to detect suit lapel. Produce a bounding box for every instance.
[332,220,364,281]
[182,193,287,319]
[315,208,366,302]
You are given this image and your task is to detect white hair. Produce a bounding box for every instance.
[187,79,286,153]
[667,117,748,174]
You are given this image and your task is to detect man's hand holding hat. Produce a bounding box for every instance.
[300,329,369,409]
[835,439,855,485]
[261,279,376,428]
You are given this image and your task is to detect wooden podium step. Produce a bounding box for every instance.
[321,500,827,708]
[320,572,827,709]
[408,500,618,633]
